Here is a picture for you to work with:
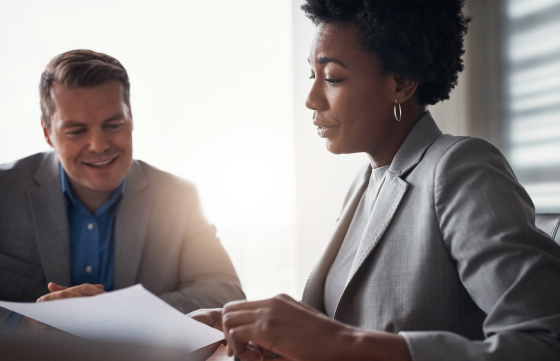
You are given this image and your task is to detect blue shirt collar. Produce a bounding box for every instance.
[61,166,127,217]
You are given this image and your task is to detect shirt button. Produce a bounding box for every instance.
[87,223,94,230]
[85,266,92,273]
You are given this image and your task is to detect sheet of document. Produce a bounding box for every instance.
[0,284,223,353]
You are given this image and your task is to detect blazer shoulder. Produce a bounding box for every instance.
[0,152,51,186]
[423,135,507,170]
[134,160,198,196]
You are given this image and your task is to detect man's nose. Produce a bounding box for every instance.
[305,79,327,111]
[88,130,110,153]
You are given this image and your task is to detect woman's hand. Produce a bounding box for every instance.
[186,308,224,331]
[222,294,344,360]
[222,294,412,361]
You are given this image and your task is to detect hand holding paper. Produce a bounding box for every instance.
[0,285,223,353]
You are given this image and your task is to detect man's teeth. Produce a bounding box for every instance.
[89,159,113,166]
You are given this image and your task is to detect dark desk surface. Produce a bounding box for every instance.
[207,345,234,361]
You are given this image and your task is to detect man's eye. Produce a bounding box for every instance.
[106,123,123,130]
[67,129,85,135]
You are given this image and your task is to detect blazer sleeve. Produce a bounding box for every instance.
[400,138,560,361]
[0,307,11,326]
[158,183,245,313]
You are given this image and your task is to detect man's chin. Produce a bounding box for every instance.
[77,176,126,195]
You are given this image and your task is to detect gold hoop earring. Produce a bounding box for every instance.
[393,100,402,121]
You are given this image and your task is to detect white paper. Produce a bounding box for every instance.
[0,284,223,353]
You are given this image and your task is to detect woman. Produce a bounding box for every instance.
[190,1,560,360]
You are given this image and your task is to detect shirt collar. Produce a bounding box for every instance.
[61,166,127,217]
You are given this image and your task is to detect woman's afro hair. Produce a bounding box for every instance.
[302,0,471,105]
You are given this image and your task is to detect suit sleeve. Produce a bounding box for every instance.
[158,183,245,313]
[0,307,11,326]
[400,138,560,361]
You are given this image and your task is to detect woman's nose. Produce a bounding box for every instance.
[305,79,327,111]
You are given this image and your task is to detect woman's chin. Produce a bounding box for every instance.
[325,140,347,155]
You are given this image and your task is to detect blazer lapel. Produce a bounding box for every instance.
[345,173,408,283]
[333,112,444,317]
[26,152,71,286]
[302,165,371,311]
[113,161,153,289]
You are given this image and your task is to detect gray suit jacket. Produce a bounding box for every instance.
[0,152,245,325]
[302,112,560,360]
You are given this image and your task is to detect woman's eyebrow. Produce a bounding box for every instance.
[318,56,348,68]
[307,56,348,69]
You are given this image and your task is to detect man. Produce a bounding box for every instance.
[0,50,245,330]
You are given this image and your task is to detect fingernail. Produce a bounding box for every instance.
[36,298,43,303]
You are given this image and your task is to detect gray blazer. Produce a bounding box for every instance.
[0,152,245,325]
[302,112,560,360]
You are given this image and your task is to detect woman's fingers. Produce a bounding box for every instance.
[222,310,259,331]
[272,294,321,315]
[223,299,273,313]
[186,308,223,331]
[226,324,266,358]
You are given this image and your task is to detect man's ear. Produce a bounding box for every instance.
[41,119,54,148]
[392,74,419,104]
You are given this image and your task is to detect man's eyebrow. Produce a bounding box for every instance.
[103,113,125,123]
[61,120,84,128]
[60,113,125,127]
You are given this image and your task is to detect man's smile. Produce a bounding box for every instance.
[82,155,119,169]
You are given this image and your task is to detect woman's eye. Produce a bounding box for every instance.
[324,78,341,85]
[308,74,315,80]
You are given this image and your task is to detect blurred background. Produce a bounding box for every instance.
[0,0,558,300]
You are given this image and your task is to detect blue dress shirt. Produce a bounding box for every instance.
[62,167,126,291]
[2,167,126,331]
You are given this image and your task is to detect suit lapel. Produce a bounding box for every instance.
[302,165,371,311]
[113,161,152,289]
[345,173,408,284]
[333,112,444,317]
[26,152,71,286]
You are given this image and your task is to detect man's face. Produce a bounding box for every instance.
[42,81,133,196]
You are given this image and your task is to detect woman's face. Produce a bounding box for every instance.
[306,23,402,157]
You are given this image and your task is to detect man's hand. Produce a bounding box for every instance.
[187,308,224,331]
[36,282,105,302]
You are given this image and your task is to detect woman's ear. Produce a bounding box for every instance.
[392,74,419,104]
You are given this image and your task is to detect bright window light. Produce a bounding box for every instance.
[508,0,560,20]
[0,0,296,300]
[523,182,560,210]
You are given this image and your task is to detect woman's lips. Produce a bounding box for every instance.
[314,120,339,138]
[316,125,339,138]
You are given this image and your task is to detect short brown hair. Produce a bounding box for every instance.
[40,49,131,129]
